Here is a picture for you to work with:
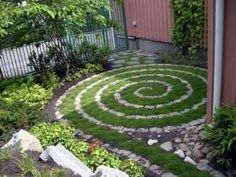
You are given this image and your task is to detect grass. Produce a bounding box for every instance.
[59,64,211,177]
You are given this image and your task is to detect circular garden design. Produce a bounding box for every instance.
[59,64,207,131]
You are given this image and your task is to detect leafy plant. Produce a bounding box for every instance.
[31,123,143,175]
[171,0,205,59]
[120,160,144,177]
[87,147,122,171]
[204,106,236,167]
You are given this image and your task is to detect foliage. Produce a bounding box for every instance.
[120,160,144,177]
[78,42,111,68]
[0,76,54,141]
[1,78,51,109]
[87,147,122,171]
[34,71,58,90]
[30,123,143,175]
[171,0,205,59]
[62,63,104,83]
[160,52,207,68]
[204,106,236,167]
[0,0,111,76]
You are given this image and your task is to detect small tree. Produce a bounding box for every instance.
[0,0,111,76]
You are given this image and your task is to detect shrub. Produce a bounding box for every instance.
[120,160,144,177]
[31,123,144,176]
[204,106,236,167]
[0,77,52,141]
[87,147,122,171]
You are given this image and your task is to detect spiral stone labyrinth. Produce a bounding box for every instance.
[58,64,207,133]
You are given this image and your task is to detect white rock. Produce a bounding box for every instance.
[184,156,197,165]
[160,142,173,152]
[40,144,93,177]
[1,130,43,153]
[147,139,158,146]
[93,165,129,177]
[174,149,185,158]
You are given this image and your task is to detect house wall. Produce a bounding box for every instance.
[124,0,173,52]
[221,0,236,105]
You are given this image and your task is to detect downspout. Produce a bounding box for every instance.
[213,0,224,113]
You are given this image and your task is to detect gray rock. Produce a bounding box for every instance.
[149,127,163,134]
[210,170,226,177]
[147,139,158,146]
[174,149,185,158]
[161,172,177,177]
[193,149,204,159]
[184,156,197,165]
[160,142,173,152]
[1,130,43,153]
[93,166,129,177]
[197,159,213,171]
[40,144,93,177]
[179,144,189,152]
[174,138,182,143]
[202,146,212,154]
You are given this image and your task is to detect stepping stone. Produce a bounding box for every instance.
[161,172,177,177]
[160,142,173,152]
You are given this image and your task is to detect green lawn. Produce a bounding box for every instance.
[59,64,211,177]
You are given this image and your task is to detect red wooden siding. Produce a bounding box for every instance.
[221,0,236,106]
[124,0,173,43]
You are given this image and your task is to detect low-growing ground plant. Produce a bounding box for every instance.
[204,106,236,168]
[30,123,144,176]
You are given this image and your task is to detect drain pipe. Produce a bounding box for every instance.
[213,0,224,113]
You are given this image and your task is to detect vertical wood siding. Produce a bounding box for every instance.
[221,0,236,106]
[124,0,173,43]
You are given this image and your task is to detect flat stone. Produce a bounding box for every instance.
[174,149,185,158]
[1,130,43,153]
[94,165,129,177]
[184,156,197,165]
[193,149,204,159]
[161,172,177,177]
[210,170,226,177]
[179,144,189,152]
[147,139,158,146]
[201,146,212,154]
[197,159,212,171]
[160,142,173,152]
[174,138,182,143]
[149,127,163,134]
[40,144,93,177]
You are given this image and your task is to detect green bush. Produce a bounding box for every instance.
[0,77,52,141]
[120,160,144,177]
[1,77,51,109]
[31,123,144,176]
[204,106,236,167]
[87,147,122,171]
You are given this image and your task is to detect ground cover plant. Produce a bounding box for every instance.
[58,64,211,177]
[0,76,53,141]
[204,106,236,168]
[31,123,144,177]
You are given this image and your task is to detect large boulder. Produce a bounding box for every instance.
[1,129,43,153]
[93,166,129,177]
[40,144,94,177]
